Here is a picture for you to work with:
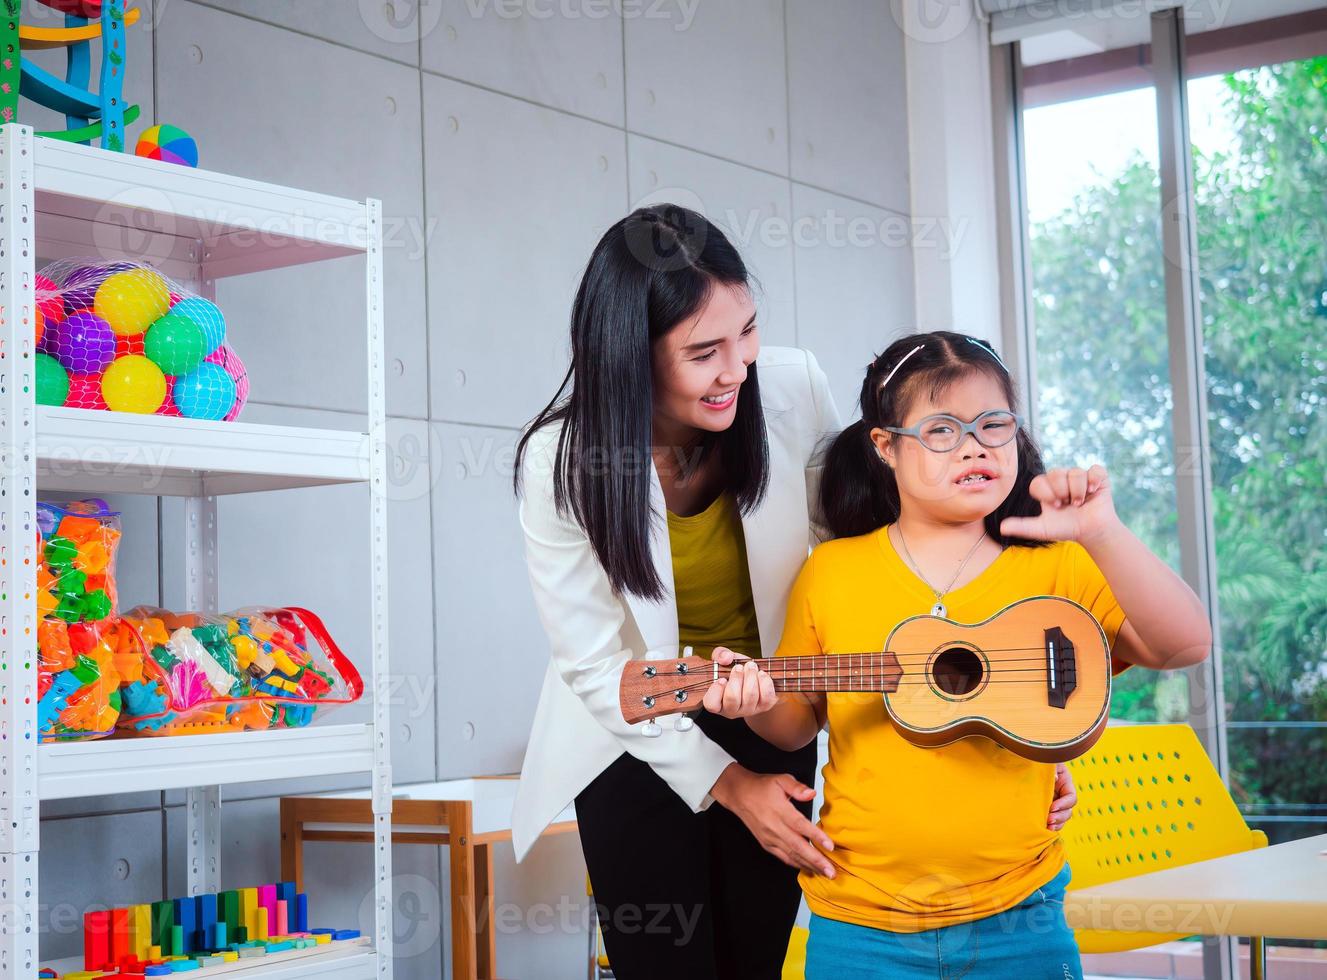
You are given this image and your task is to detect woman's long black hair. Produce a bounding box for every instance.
[513,204,769,601]
[820,330,1049,546]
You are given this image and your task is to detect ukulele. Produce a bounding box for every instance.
[620,595,1112,763]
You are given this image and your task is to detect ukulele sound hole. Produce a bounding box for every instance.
[932,647,984,696]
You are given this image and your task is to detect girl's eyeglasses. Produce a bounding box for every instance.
[883,410,1024,453]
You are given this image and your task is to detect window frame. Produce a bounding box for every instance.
[992,16,1234,973]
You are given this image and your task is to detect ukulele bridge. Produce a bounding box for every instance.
[1045,626,1077,709]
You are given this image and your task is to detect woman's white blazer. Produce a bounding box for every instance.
[511,346,843,860]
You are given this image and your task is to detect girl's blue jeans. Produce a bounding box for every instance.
[805,863,1082,980]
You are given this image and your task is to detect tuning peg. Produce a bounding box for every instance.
[641,720,662,738]
[674,713,695,733]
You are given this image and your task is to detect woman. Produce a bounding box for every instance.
[509,206,1076,978]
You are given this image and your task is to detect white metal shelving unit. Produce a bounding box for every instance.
[0,124,393,979]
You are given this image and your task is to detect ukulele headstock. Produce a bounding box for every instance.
[619,655,713,724]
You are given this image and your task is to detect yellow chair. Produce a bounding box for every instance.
[1062,722,1268,952]
[587,875,613,979]
[783,925,809,979]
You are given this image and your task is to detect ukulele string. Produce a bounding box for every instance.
[637,651,1061,688]
[642,670,1062,704]
[643,643,1064,675]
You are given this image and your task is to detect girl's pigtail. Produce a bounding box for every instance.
[820,421,899,540]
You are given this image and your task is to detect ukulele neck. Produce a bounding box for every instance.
[760,652,903,693]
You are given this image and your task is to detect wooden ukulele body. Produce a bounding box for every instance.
[882,595,1111,762]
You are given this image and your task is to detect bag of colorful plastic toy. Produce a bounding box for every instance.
[36,499,135,741]
[35,258,249,420]
[117,607,363,736]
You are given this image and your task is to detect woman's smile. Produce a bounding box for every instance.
[701,388,739,410]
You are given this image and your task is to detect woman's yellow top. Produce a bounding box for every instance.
[667,490,763,660]
[775,526,1130,933]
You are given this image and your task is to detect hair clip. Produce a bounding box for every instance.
[878,343,925,392]
[965,337,1009,371]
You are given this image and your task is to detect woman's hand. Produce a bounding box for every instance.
[710,762,836,878]
[1048,762,1078,831]
[701,647,780,719]
[999,464,1122,545]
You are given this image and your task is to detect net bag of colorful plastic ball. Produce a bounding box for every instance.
[116,606,363,736]
[34,259,250,420]
[36,499,144,742]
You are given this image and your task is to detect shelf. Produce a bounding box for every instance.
[36,406,371,495]
[44,940,377,979]
[0,124,393,980]
[39,723,375,800]
[31,131,367,280]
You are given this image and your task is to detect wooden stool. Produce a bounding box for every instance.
[281,776,577,980]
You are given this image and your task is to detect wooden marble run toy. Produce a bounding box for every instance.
[59,880,365,977]
[1,0,141,148]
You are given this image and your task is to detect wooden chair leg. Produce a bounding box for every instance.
[475,843,496,979]
[279,799,305,892]
[446,802,478,980]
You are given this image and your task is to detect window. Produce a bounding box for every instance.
[1021,58,1190,725]
[1188,54,1327,846]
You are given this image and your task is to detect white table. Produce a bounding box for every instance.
[1066,833,1327,980]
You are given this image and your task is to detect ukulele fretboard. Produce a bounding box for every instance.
[758,653,903,693]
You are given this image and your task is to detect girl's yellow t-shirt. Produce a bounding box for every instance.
[775,526,1129,933]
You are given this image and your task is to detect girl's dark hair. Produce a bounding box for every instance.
[820,330,1048,546]
[513,204,769,600]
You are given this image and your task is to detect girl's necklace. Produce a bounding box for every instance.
[893,523,988,618]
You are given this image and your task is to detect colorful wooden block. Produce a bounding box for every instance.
[171,898,195,954]
[239,887,257,940]
[83,908,111,970]
[220,889,240,937]
[257,883,277,929]
[132,903,152,960]
[151,900,173,948]
[196,893,218,950]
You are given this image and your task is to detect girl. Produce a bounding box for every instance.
[511,204,843,979]
[719,330,1211,979]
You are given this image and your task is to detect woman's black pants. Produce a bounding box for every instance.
[575,711,817,980]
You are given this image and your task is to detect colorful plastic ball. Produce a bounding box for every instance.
[115,332,146,358]
[156,376,183,417]
[94,268,171,336]
[135,125,199,168]
[168,296,225,355]
[101,355,167,414]
[35,273,64,322]
[34,304,44,346]
[35,352,70,406]
[48,310,117,374]
[64,265,109,287]
[205,344,248,421]
[65,373,109,411]
[172,361,236,421]
[144,311,207,375]
[60,263,138,315]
